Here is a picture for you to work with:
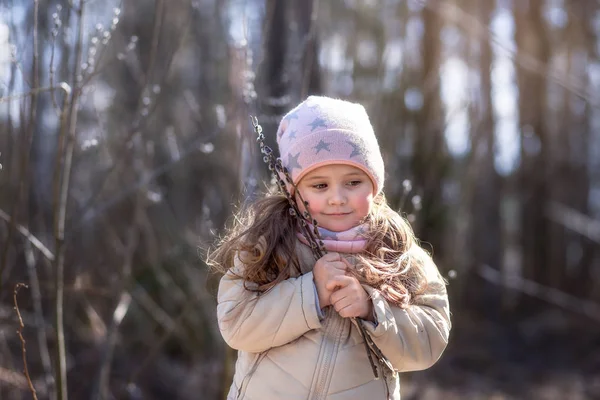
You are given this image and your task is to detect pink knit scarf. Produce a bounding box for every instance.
[296,223,368,254]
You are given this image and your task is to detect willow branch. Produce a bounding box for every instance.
[53,1,86,398]
[478,264,600,322]
[24,243,54,393]
[0,207,55,262]
[93,188,141,400]
[0,83,71,104]
[14,283,39,400]
[546,202,600,243]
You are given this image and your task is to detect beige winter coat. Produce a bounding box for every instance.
[217,239,451,400]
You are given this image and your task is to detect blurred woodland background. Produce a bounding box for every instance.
[1,0,600,399]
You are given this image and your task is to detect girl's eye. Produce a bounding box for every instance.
[312,183,327,189]
[348,180,362,186]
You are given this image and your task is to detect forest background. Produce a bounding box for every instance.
[1,0,599,399]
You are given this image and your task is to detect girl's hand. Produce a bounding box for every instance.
[313,253,348,308]
[327,275,374,321]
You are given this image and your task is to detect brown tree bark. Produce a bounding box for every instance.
[515,0,551,289]
[464,0,503,313]
[293,0,322,99]
[558,3,593,297]
[411,4,449,257]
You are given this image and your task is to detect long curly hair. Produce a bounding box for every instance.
[207,190,431,308]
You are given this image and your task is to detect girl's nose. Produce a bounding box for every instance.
[328,188,347,205]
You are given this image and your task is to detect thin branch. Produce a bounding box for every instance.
[52,91,73,248]
[49,34,61,113]
[144,0,165,89]
[7,45,32,89]
[24,243,55,395]
[53,1,86,398]
[67,4,193,230]
[0,207,55,261]
[14,283,39,400]
[131,285,182,335]
[478,264,600,322]
[93,190,141,400]
[70,129,217,233]
[0,83,71,104]
[546,201,600,244]
[0,303,43,326]
[80,1,125,86]
[94,292,132,400]
[127,299,195,386]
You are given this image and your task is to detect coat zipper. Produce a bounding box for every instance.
[311,309,345,400]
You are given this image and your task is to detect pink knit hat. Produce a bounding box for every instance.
[276,96,385,195]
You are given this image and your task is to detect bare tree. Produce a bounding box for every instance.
[411,3,449,257]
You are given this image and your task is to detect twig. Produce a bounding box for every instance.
[24,242,55,395]
[478,264,600,322]
[49,31,61,113]
[546,201,600,244]
[68,6,193,232]
[7,32,32,89]
[127,299,195,386]
[53,1,86,398]
[0,207,55,262]
[93,188,141,400]
[0,83,71,299]
[144,0,164,89]
[0,83,71,104]
[131,285,182,336]
[94,292,132,400]
[69,129,218,233]
[14,283,39,400]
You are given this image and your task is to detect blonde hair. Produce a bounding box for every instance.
[207,190,430,308]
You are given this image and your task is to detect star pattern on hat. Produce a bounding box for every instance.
[307,102,321,111]
[346,140,361,158]
[314,139,331,154]
[284,110,300,122]
[309,117,327,131]
[287,130,297,141]
[286,152,302,174]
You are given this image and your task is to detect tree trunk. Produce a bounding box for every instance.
[292,0,321,99]
[411,5,448,257]
[466,0,503,314]
[515,0,551,292]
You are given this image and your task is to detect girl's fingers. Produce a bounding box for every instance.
[329,261,348,271]
[322,252,340,262]
[332,296,353,313]
[341,258,353,269]
[330,287,348,305]
[325,275,353,292]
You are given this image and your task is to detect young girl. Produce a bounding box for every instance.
[208,96,451,399]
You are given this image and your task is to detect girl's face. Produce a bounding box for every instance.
[295,164,374,232]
